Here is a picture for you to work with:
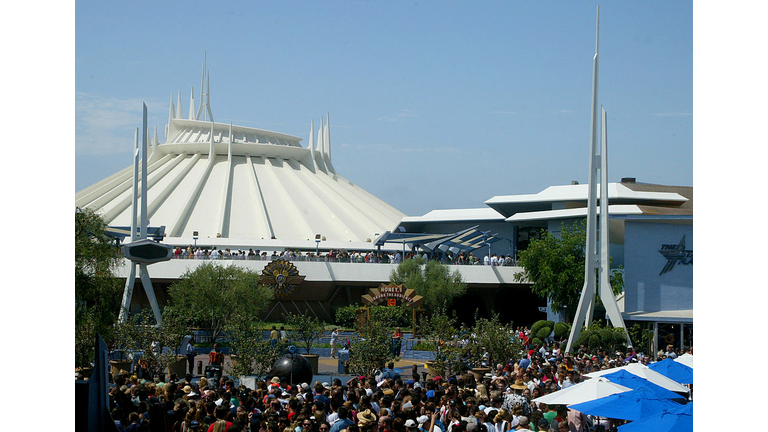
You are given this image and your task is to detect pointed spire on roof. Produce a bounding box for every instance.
[176,91,183,119]
[188,86,194,120]
[205,71,214,122]
[167,93,175,140]
[324,112,335,173]
[315,117,327,172]
[306,119,317,172]
[195,54,214,122]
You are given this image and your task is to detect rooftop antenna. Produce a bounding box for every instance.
[195,53,213,122]
[565,6,631,352]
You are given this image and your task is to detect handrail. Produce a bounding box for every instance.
[165,254,518,266]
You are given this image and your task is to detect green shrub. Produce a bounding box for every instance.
[334,304,411,329]
[553,322,570,341]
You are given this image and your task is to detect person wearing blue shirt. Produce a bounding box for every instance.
[329,406,354,432]
[381,362,401,380]
[518,357,530,370]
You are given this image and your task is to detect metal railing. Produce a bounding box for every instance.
[167,253,518,266]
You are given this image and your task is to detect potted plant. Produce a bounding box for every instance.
[115,308,187,381]
[466,314,522,378]
[226,317,280,379]
[284,312,325,374]
[419,312,466,379]
[347,316,393,378]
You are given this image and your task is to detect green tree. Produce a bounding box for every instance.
[167,263,273,343]
[466,313,523,370]
[390,257,467,312]
[347,317,393,378]
[75,207,123,368]
[226,319,279,378]
[419,311,468,377]
[284,312,326,355]
[114,308,186,378]
[515,221,623,321]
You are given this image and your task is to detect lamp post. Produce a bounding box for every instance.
[193,231,199,248]
[315,234,321,259]
[398,226,406,262]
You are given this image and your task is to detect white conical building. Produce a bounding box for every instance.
[76,65,404,251]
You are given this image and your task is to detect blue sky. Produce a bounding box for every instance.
[75,1,693,217]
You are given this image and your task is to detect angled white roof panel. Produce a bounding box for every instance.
[505,204,644,222]
[485,183,688,217]
[401,207,505,223]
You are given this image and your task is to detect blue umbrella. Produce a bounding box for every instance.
[648,357,694,384]
[618,402,692,432]
[602,369,687,401]
[568,387,681,421]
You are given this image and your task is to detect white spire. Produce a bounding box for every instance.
[205,71,214,122]
[315,117,327,172]
[195,54,214,122]
[176,91,183,119]
[189,86,195,120]
[307,119,317,172]
[196,55,206,120]
[167,93,175,140]
[324,112,335,173]
[326,112,331,160]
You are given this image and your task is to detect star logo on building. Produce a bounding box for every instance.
[658,235,693,275]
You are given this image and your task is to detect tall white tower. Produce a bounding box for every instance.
[565,6,631,353]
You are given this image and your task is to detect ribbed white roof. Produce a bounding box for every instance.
[76,81,405,248]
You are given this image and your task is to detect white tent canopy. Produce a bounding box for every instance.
[674,353,693,369]
[531,377,631,406]
[584,363,689,394]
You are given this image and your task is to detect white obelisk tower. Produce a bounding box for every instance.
[118,104,164,324]
[565,6,631,353]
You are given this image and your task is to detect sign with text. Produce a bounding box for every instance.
[361,283,424,308]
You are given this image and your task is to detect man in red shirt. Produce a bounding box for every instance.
[207,343,225,381]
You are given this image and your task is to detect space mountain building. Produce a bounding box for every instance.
[76,67,404,251]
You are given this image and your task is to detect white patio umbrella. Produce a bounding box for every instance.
[531,377,632,406]
[674,353,693,369]
[584,363,689,394]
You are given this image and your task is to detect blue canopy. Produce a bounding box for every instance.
[601,369,687,402]
[617,402,692,432]
[648,358,693,384]
[568,387,681,421]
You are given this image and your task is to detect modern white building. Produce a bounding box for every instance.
[397,179,693,352]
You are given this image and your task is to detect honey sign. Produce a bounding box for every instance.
[362,283,423,307]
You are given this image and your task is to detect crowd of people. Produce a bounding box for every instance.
[108,332,692,432]
[170,247,518,267]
